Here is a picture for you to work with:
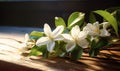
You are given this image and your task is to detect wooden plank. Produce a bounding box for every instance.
[0,26,120,71]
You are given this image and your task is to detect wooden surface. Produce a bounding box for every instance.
[0,26,120,71]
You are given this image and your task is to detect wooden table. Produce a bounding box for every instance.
[0,26,120,71]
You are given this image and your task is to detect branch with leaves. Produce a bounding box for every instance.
[21,7,120,60]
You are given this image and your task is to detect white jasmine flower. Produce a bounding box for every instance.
[19,34,29,53]
[62,25,89,52]
[36,24,64,52]
[100,22,110,37]
[83,22,110,37]
[0,33,34,57]
[83,22,100,36]
[20,33,35,53]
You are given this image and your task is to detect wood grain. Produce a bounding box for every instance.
[0,26,120,71]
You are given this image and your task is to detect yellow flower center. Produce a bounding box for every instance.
[48,35,54,40]
[74,37,79,44]
[94,28,100,33]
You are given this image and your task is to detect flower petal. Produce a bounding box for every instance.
[47,41,55,52]
[44,23,52,37]
[66,42,76,52]
[54,35,64,41]
[100,22,110,37]
[61,34,73,42]
[36,37,50,46]
[93,21,99,28]
[71,25,80,38]
[77,39,89,48]
[83,23,93,32]
[100,29,110,37]
[83,22,100,36]
[78,31,88,40]
[52,25,64,38]
[102,22,109,29]
[25,33,29,43]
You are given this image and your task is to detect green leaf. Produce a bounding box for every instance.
[71,46,83,60]
[89,39,97,57]
[96,37,109,49]
[43,49,49,58]
[89,37,109,57]
[55,17,66,29]
[89,40,99,57]
[29,45,50,58]
[89,48,100,57]
[93,10,118,36]
[30,31,44,40]
[113,10,120,31]
[52,41,66,57]
[106,7,120,33]
[68,12,85,29]
[86,35,92,43]
[30,31,43,36]
[89,12,96,23]
[91,40,96,48]
[29,45,42,56]
[116,10,120,28]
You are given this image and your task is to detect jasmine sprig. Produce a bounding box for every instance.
[25,7,120,60]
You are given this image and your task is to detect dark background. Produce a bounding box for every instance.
[0,0,120,28]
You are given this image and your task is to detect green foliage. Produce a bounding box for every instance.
[89,12,96,23]
[67,12,85,29]
[30,45,49,58]
[29,45,42,56]
[26,7,120,61]
[71,46,83,60]
[89,37,109,57]
[106,7,120,36]
[51,41,66,57]
[93,10,118,36]
[55,17,66,29]
[30,31,44,40]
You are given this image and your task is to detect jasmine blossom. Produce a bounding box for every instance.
[36,24,64,52]
[62,25,89,52]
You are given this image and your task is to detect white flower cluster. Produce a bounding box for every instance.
[34,22,110,52]
[83,22,110,37]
